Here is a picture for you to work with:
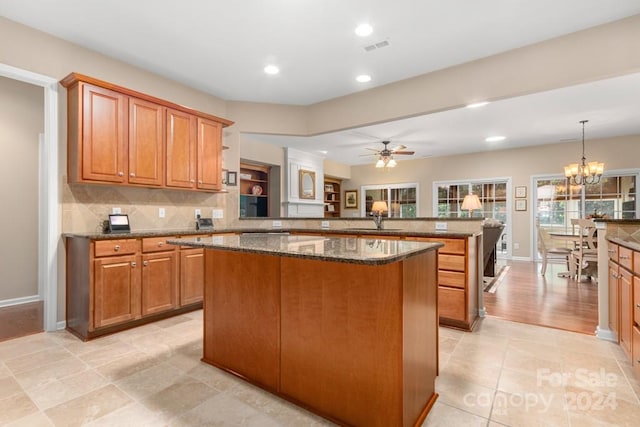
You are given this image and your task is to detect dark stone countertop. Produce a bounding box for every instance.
[64,227,477,240]
[167,234,443,266]
[607,236,640,252]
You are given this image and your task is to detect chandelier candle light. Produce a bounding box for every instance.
[564,120,604,185]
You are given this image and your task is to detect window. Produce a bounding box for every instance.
[436,180,508,221]
[361,183,418,218]
[534,172,638,231]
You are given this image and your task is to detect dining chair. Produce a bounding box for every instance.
[571,219,598,281]
[536,220,573,275]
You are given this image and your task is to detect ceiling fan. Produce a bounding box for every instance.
[363,141,415,168]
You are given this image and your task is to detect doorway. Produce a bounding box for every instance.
[0,63,59,332]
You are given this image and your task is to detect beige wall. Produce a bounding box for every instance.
[344,135,640,258]
[0,77,43,300]
[1,13,639,320]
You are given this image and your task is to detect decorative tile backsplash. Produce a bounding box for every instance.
[62,183,238,233]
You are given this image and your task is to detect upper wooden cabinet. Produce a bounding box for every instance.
[61,73,233,192]
[166,108,197,189]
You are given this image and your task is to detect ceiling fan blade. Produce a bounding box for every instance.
[390,145,406,152]
[393,151,415,155]
[364,147,381,152]
[359,153,378,157]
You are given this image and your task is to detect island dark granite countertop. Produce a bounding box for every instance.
[167,234,444,265]
[64,227,477,240]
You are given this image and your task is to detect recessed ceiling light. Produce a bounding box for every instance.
[485,136,506,142]
[355,23,373,37]
[356,74,371,83]
[466,101,489,109]
[264,65,279,75]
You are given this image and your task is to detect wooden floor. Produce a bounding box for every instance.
[0,301,43,342]
[483,260,599,335]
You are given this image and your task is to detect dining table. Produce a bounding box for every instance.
[549,231,581,277]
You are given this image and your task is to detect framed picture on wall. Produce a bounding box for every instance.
[344,190,358,209]
[515,186,527,198]
[515,199,527,211]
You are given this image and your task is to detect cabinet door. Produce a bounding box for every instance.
[620,268,633,358]
[81,83,128,182]
[94,255,140,329]
[180,248,204,305]
[141,251,178,316]
[196,117,222,190]
[608,261,619,339]
[166,108,196,188]
[129,97,164,186]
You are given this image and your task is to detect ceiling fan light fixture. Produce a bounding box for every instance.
[375,158,385,168]
[387,158,397,167]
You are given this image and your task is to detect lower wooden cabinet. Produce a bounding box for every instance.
[93,254,140,328]
[180,248,205,306]
[66,234,205,340]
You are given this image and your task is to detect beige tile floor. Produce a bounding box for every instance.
[1,311,640,426]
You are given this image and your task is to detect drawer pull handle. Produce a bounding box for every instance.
[190,179,195,183]
[198,180,203,184]
[118,171,124,177]
[114,245,120,251]
[143,261,149,267]
[131,262,137,268]
[620,255,630,260]
[158,242,163,247]
[130,172,135,177]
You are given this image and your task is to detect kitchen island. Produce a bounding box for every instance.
[169,233,443,427]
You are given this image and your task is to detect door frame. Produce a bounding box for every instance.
[0,63,59,331]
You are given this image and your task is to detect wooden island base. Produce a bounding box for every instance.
[202,248,439,427]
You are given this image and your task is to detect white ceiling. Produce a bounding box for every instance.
[2,0,640,165]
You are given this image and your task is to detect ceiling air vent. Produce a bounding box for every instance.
[363,39,390,52]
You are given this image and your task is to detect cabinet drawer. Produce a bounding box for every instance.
[633,326,640,378]
[635,276,640,326]
[94,239,137,257]
[619,246,633,271]
[439,254,466,272]
[438,270,465,289]
[435,238,465,255]
[607,242,618,262]
[142,236,176,253]
[438,287,466,321]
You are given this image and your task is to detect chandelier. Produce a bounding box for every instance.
[563,120,604,185]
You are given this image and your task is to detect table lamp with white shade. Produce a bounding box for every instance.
[461,194,482,218]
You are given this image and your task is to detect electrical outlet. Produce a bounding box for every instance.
[112,207,121,214]
[321,221,329,229]
[212,209,223,219]
[514,242,520,250]
[435,222,448,230]
[272,220,282,228]
[159,207,166,218]
[195,209,201,219]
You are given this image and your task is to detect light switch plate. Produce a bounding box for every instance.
[435,222,448,230]
[112,207,121,214]
[212,209,223,219]
[195,209,201,219]
[321,221,330,229]
[272,220,282,228]
[159,207,166,218]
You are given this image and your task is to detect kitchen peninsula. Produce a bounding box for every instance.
[169,233,443,427]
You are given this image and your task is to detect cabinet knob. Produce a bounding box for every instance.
[143,260,149,267]
[198,180,203,184]
[130,172,135,177]
[636,304,640,309]
[157,242,163,247]
[190,179,195,183]
[131,261,137,268]
[114,245,120,251]
[118,171,124,177]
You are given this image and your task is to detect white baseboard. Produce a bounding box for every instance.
[511,256,533,262]
[0,295,40,308]
[596,326,617,342]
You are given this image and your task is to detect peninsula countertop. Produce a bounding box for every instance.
[168,233,443,266]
